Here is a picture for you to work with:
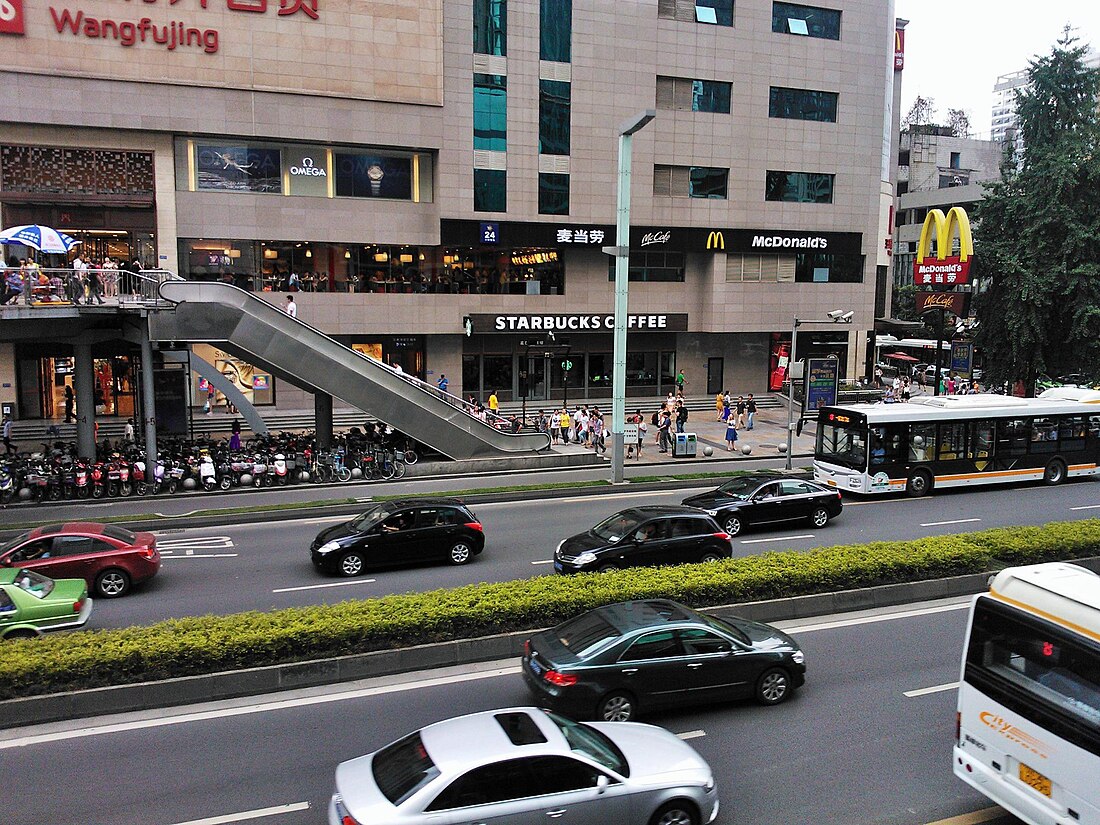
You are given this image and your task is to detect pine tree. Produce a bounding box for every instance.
[973,32,1100,392]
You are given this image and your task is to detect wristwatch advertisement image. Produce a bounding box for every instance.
[367,163,384,196]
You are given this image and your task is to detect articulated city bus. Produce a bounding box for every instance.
[813,395,1100,496]
[954,563,1100,825]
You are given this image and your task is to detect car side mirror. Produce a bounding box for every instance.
[596,775,609,795]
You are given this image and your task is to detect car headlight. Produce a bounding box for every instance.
[575,551,597,565]
[791,650,805,665]
[555,539,565,558]
[318,541,342,554]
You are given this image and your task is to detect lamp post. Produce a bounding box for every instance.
[604,109,655,484]
[785,310,853,470]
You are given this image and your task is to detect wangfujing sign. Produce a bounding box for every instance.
[468,314,689,333]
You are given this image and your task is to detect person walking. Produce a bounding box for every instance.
[657,407,672,453]
[735,395,747,428]
[0,265,19,306]
[123,418,135,444]
[230,419,242,451]
[64,385,75,424]
[87,263,106,305]
[2,413,14,455]
[725,418,739,452]
[591,413,606,454]
[675,401,688,434]
[558,407,571,444]
[676,369,686,394]
[715,391,725,421]
[488,389,499,416]
[283,294,297,318]
[68,255,85,304]
[746,394,757,430]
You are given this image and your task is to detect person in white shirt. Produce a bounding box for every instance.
[283,295,297,318]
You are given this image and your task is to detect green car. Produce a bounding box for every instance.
[0,568,93,640]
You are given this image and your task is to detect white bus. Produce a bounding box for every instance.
[954,562,1100,825]
[813,395,1100,496]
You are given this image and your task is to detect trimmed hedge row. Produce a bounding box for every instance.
[3,518,1100,700]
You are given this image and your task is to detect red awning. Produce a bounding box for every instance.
[884,352,919,362]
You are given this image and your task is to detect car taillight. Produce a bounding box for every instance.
[464,522,483,532]
[712,532,730,541]
[73,599,83,613]
[544,670,577,687]
[523,639,531,657]
[341,817,361,825]
[140,544,157,559]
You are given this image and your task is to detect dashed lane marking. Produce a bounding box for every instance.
[919,518,981,527]
[904,682,958,698]
[272,579,377,593]
[676,730,706,740]
[739,534,814,544]
[167,802,311,825]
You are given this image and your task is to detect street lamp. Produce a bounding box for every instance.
[604,109,656,484]
[784,310,853,470]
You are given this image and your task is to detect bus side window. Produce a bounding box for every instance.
[909,423,934,462]
[1029,417,1058,453]
[969,420,993,460]
[938,422,966,461]
[997,418,1028,457]
[1060,416,1087,451]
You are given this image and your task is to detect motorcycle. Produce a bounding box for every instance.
[272,452,289,485]
[251,454,268,487]
[165,459,186,494]
[90,460,108,499]
[73,459,91,498]
[199,452,218,492]
[132,458,164,496]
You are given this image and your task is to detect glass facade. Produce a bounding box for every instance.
[769,86,838,122]
[771,2,840,40]
[765,170,835,203]
[689,167,728,199]
[473,74,508,152]
[473,0,506,55]
[692,80,732,113]
[539,80,571,156]
[538,172,570,215]
[540,0,572,62]
[474,169,507,212]
[607,250,686,282]
[794,253,864,283]
[695,0,733,26]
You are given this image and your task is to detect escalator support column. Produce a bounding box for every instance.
[315,392,333,450]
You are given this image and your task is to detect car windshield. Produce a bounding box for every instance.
[591,512,645,542]
[0,532,30,556]
[12,570,55,599]
[703,614,751,645]
[350,504,390,531]
[371,731,440,806]
[715,477,764,500]
[543,711,630,777]
[555,611,621,658]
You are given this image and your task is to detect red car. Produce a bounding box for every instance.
[0,522,159,598]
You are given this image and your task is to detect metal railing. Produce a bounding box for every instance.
[0,267,180,307]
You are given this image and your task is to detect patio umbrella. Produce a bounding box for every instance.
[0,224,81,254]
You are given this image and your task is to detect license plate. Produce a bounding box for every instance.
[528,657,543,676]
[554,561,563,572]
[1019,762,1052,797]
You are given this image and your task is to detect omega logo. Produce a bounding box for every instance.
[290,157,327,177]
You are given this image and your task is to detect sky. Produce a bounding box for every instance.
[895,0,1100,138]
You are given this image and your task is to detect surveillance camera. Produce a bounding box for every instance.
[827,309,844,320]
[840,311,854,323]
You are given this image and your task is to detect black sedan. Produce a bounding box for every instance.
[553,506,731,574]
[310,497,484,577]
[681,475,842,538]
[523,599,806,722]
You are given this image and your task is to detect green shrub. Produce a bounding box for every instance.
[1,518,1099,700]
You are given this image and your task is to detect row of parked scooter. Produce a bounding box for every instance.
[0,430,421,504]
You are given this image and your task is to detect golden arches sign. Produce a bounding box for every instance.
[913,206,973,286]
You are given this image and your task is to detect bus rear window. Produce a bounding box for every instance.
[816,422,866,471]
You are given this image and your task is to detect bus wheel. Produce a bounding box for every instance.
[906,469,932,498]
[1043,459,1067,485]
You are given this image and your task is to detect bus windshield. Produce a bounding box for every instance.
[817,421,867,471]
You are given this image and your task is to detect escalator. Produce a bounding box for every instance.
[149,280,551,459]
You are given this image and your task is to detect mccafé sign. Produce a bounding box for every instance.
[914,207,974,286]
[916,291,971,318]
[468,313,689,333]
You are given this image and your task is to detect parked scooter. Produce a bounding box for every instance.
[272,452,289,485]
[251,454,268,487]
[199,451,218,492]
[0,462,14,504]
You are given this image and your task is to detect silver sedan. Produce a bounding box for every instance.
[328,706,719,825]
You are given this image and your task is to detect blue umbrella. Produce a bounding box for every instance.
[0,224,81,254]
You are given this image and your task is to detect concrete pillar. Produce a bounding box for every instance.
[140,324,158,480]
[73,342,96,458]
[314,392,333,449]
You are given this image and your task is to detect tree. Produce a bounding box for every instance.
[946,108,971,138]
[903,95,937,127]
[973,31,1100,393]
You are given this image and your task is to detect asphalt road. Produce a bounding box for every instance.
[0,599,1024,825]
[82,476,1100,630]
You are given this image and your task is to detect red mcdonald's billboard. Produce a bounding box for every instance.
[894,28,904,71]
[916,291,971,319]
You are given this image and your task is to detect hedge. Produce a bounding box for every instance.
[2,518,1100,700]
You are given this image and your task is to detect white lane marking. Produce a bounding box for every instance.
[1070,504,1100,511]
[0,666,521,749]
[919,518,981,527]
[161,553,239,559]
[476,489,703,508]
[530,560,555,565]
[904,682,958,698]
[739,534,814,544]
[783,601,970,634]
[676,730,706,740]
[294,516,351,526]
[168,802,311,825]
[159,536,235,549]
[272,579,377,593]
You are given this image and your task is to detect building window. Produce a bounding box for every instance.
[538,172,569,215]
[939,173,969,188]
[474,169,506,212]
[540,0,571,62]
[473,0,506,56]
[794,252,863,283]
[473,74,507,152]
[694,0,733,26]
[608,250,686,282]
[771,2,840,40]
[765,170,835,203]
[769,86,837,122]
[539,80,571,156]
[950,151,961,169]
[654,165,728,199]
[656,76,731,113]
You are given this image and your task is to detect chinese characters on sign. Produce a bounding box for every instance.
[802,357,839,416]
[480,222,499,244]
[555,228,606,244]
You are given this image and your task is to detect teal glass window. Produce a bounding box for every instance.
[538,173,569,215]
[539,80,571,156]
[771,2,840,40]
[692,80,731,113]
[765,170,835,203]
[769,86,838,122]
[473,0,507,56]
[474,169,506,212]
[473,74,507,152]
[695,0,733,26]
[689,167,728,199]
[540,0,572,62]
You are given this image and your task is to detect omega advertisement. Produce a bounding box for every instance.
[469,314,689,334]
[0,0,444,103]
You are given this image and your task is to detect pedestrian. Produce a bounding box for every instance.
[676,369,686,394]
[124,418,135,443]
[64,385,75,424]
[720,391,731,422]
[204,387,215,415]
[873,365,883,388]
[946,373,956,395]
[725,418,739,452]
[657,407,672,453]
[746,394,757,430]
[87,263,106,304]
[591,413,606,454]
[635,410,646,458]
[715,391,725,421]
[283,294,297,318]
[0,264,19,306]
[437,373,449,395]
[68,255,85,304]
[2,412,15,455]
[900,377,911,402]
[559,407,571,444]
[488,389,499,416]
[675,401,688,434]
[230,419,242,451]
[735,395,747,428]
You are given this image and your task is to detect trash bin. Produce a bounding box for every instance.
[673,432,697,458]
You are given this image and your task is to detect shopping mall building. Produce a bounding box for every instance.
[0,0,899,419]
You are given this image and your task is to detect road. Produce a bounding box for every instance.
[0,599,1024,825]
[82,477,1100,630]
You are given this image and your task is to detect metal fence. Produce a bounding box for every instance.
[1,267,179,307]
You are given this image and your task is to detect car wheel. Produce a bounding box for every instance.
[699,549,725,563]
[905,469,933,498]
[810,506,830,528]
[448,541,473,566]
[1044,459,1067,485]
[755,667,792,705]
[3,628,38,640]
[596,562,619,574]
[597,691,636,723]
[722,515,743,537]
[648,800,699,825]
[95,568,131,598]
[338,552,365,577]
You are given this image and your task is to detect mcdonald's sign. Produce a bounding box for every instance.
[913,206,973,286]
[706,231,725,250]
[916,291,970,318]
[894,28,904,71]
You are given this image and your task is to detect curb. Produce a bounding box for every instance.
[0,568,1001,730]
